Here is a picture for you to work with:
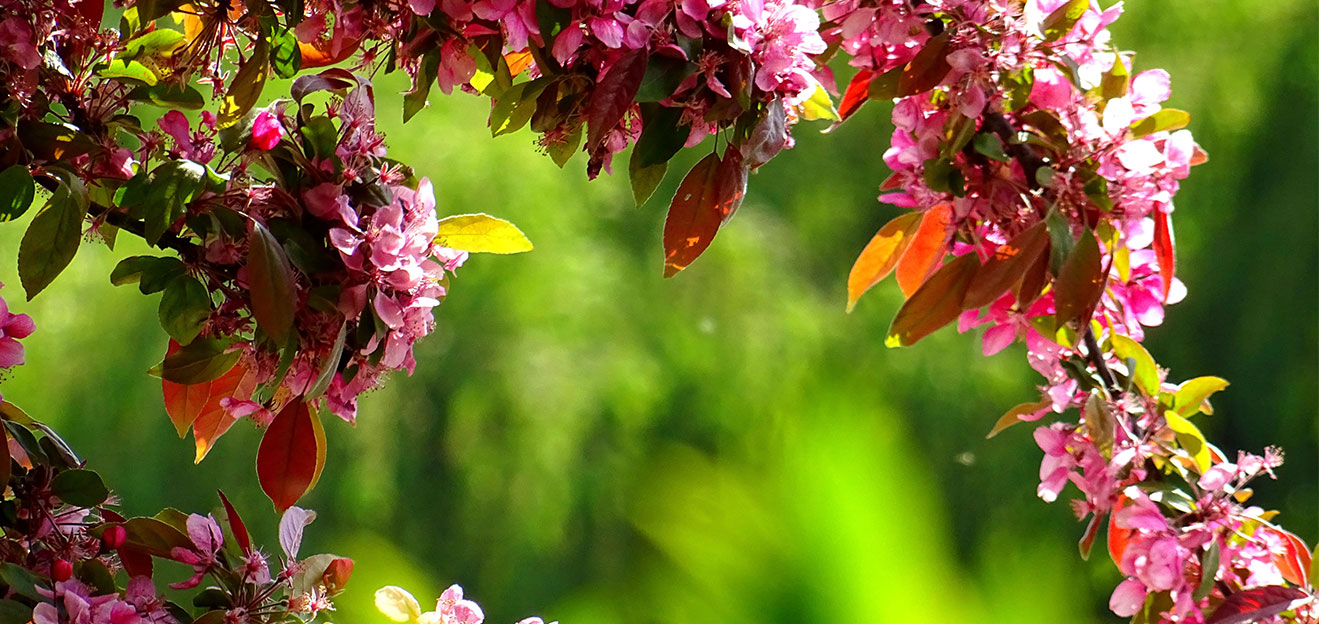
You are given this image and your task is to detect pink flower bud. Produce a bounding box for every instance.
[250,111,284,151]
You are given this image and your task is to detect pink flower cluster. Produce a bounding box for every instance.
[376,584,559,624]
[34,577,173,624]
[0,283,35,404]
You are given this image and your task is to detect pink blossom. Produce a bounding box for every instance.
[0,286,35,369]
[249,111,284,151]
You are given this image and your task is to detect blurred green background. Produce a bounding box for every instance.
[1,1,1315,622]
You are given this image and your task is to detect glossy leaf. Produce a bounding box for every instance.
[248,222,298,345]
[18,175,87,300]
[895,204,953,297]
[1171,376,1228,418]
[159,277,211,345]
[50,469,110,507]
[1111,334,1158,396]
[154,338,241,385]
[629,155,666,208]
[585,48,647,151]
[662,150,748,277]
[633,104,686,169]
[127,83,205,110]
[986,398,1052,438]
[143,160,203,246]
[964,221,1050,310]
[270,28,301,79]
[845,212,923,312]
[434,214,534,253]
[218,42,270,127]
[1054,228,1106,326]
[1153,210,1176,301]
[403,51,440,123]
[835,69,875,124]
[489,78,550,136]
[257,401,319,512]
[886,253,978,347]
[898,33,951,96]
[1261,525,1312,587]
[636,54,692,102]
[119,517,190,557]
[1205,586,1308,624]
[744,99,788,168]
[0,165,35,222]
[0,563,46,601]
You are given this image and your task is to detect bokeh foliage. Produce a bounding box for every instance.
[0,0,1314,621]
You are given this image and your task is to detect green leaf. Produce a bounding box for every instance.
[636,54,694,103]
[1171,376,1229,418]
[218,41,270,127]
[490,78,551,137]
[1045,207,1074,274]
[270,28,301,79]
[0,563,46,601]
[120,516,191,557]
[144,160,203,245]
[1130,109,1191,139]
[0,599,34,624]
[127,83,205,110]
[1041,0,1088,42]
[1111,334,1159,396]
[159,276,212,344]
[50,468,110,507]
[1100,52,1130,101]
[634,104,686,169]
[0,165,35,222]
[434,214,534,254]
[972,132,1011,162]
[305,321,346,401]
[986,398,1052,438]
[100,59,158,85]
[629,154,666,207]
[247,223,298,345]
[153,338,241,385]
[1194,540,1220,602]
[866,65,903,101]
[403,51,440,123]
[18,175,87,300]
[547,124,582,168]
[121,28,185,58]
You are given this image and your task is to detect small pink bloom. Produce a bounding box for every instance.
[250,110,284,151]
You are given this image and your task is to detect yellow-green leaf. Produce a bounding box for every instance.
[797,84,839,121]
[1164,412,1211,473]
[1171,376,1229,418]
[986,398,1052,439]
[1111,333,1158,396]
[434,214,534,254]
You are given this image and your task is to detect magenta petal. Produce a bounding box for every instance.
[0,338,24,368]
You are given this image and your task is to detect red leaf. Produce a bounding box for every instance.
[117,546,153,578]
[898,33,952,96]
[257,400,320,513]
[886,253,978,347]
[1153,209,1176,301]
[217,490,251,555]
[836,69,875,124]
[1053,228,1107,326]
[1262,525,1312,587]
[846,212,923,312]
[585,49,648,152]
[963,221,1050,310]
[1206,586,1310,624]
[895,203,953,297]
[1078,511,1103,560]
[662,150,748,277]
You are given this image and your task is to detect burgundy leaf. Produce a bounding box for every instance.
[585,49,648,152]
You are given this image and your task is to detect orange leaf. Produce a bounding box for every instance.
[321,557,354,595]
[895,203,953,297]
[886,253,978,347]
[846,212,922,312]
[190,359,260,463]
[1262,525,1312,587]
[662,150,748,277]
[963,221,1050,310]
[504,50,534,77]
[835,69,875,124]
[257,401,320,513]
[1153,210,1176,301]
[161,340,209,437]
[1108,494,1134,568]
[1053,228,1107,326]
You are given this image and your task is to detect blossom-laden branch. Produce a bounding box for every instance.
[835,1,1316,622]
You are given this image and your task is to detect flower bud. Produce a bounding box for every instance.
[52,559,72,582]
[102,524,126,550]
